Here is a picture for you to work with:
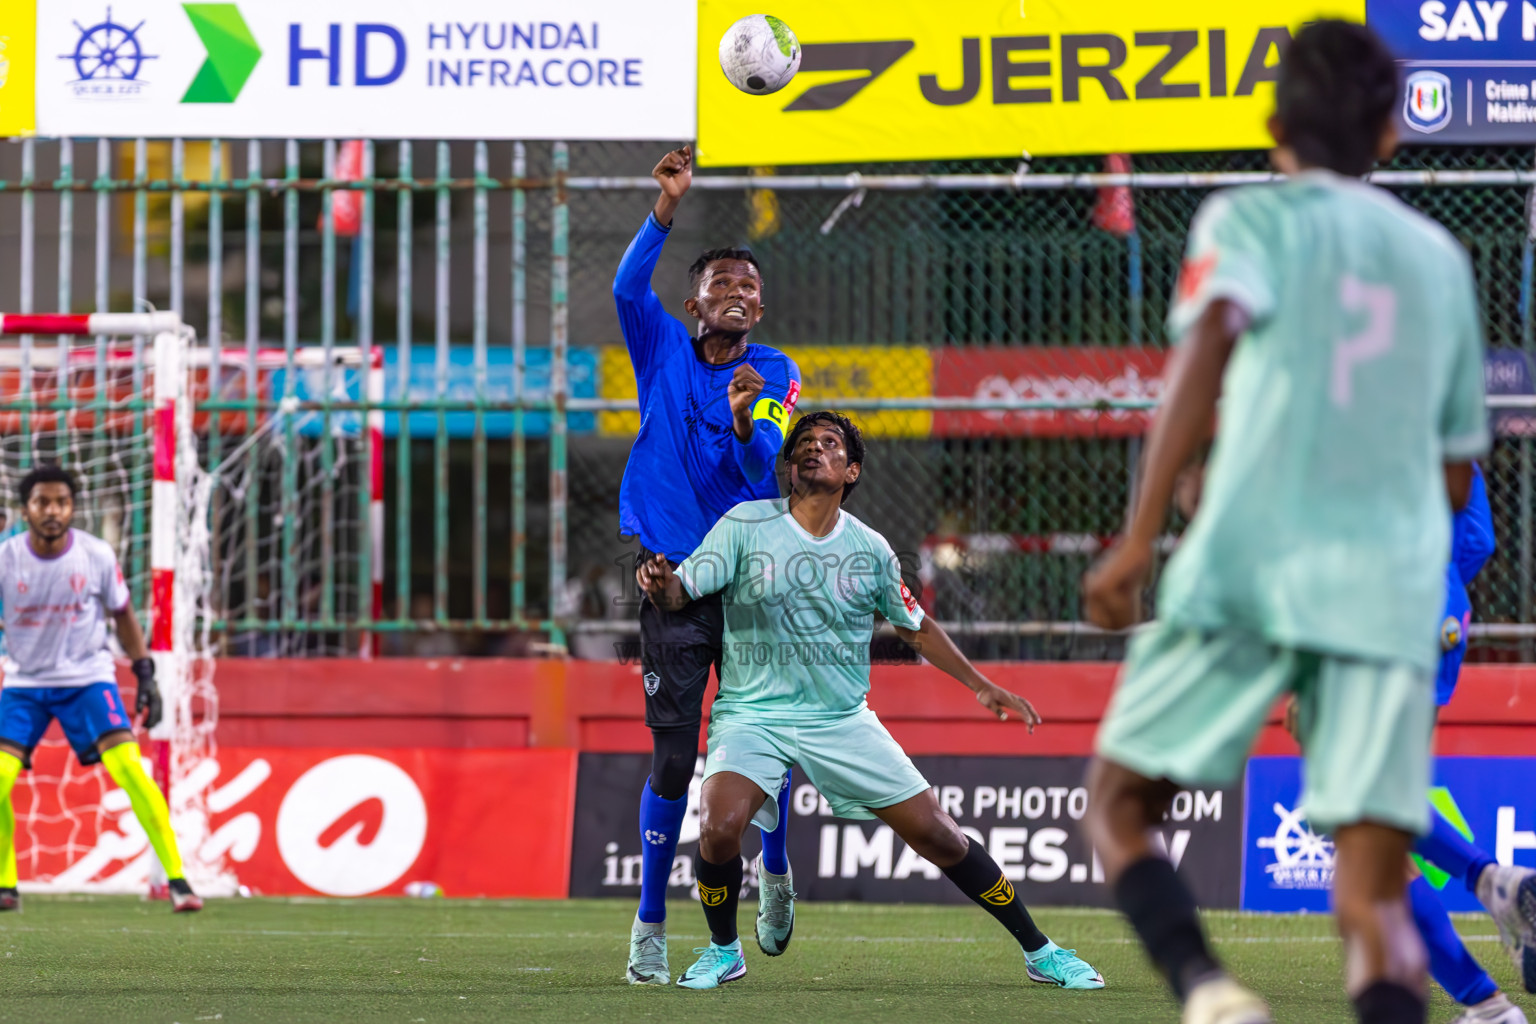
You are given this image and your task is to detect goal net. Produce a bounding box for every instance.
[0,313,380,895]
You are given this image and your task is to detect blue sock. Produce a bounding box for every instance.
[1410,875,1499,1006]
[1414,807,1497,894]
[758,770,791,876]
[637,778,688,925]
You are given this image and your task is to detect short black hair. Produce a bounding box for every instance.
[1276,20,1399,177]
[782,411,866,504]
[19,464,77,504]
[688,247,762,291]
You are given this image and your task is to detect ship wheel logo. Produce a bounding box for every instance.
[60,7,157,83]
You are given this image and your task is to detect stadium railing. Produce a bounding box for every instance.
[2,137,1534,661]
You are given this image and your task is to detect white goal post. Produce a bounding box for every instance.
[0,312,383,894]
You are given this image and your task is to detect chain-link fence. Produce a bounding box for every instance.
[1,137,1532,660]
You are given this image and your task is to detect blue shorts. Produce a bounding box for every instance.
[0,683,132,768]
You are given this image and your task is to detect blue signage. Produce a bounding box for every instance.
[1369,0,1536,143]
[270,345,598,439]
[1243,756,1536,912]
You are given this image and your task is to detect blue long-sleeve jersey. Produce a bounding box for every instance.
[1437,463,1494,705]
[614,214,802,562]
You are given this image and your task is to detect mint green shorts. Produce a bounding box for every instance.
[1096,623,1434,835]
[704,707,931,831]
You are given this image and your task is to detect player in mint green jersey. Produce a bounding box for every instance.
[1082,21,1489,1024]
[637,411,1104,993]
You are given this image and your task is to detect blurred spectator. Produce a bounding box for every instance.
[560,562,626,661]
[407,593,461,658]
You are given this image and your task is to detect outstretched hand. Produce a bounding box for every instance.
[975,680,1042,733]
[1082,538,1152,631]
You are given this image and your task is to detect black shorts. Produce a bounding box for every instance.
[638,554,724,733]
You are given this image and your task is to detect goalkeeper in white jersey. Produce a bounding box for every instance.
[0,464,201,911]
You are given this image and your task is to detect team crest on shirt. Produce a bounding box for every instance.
[69,573,87,595]
[15,579,26,594]
[643,671,661,696]
[836,573,861,602]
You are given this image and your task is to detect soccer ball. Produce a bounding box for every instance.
[719,14,801,95]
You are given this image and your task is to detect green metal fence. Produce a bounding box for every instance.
[0,138,1533,660]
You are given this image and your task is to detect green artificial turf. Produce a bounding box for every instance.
[0,896,1520,1022]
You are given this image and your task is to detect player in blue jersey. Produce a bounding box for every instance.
[618,145,803,986]
[1403,463,1536,1022]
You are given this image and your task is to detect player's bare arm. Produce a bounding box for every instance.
[728,364,765,442]
[636,553,688,612]
[111,602,162,730]
[1082,299,1243,631]
[651,145,691,227]
[893,617,1040,731]
[1445,461,1474,511]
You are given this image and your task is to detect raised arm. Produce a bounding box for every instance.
[613,147,694,378]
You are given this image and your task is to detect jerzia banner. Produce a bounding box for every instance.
[570,752,1243,908]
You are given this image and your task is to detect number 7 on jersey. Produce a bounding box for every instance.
[1331,275,1396,408]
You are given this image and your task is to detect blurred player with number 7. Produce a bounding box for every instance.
[1083,21,1491,1024]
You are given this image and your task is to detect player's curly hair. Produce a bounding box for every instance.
[1275,20,1399,177]
[782,411,865,505]
[18,463,77,504]
[688,247,762,291]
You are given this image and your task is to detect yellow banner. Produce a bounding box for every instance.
[698,0,1362,166]
[0,0,35,137]
[599,345,932,439]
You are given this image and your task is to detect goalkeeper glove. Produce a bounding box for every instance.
[131,657,162,729]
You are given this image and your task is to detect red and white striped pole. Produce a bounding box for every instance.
[0,312,183,336]
[364,346,385,659]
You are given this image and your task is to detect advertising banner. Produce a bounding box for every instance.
[16,744,577,898]
[0,0,35,136]
[272,345,598,439]
[1369,0,1536,143]
[36,0,696,139]
[932,346,1168,438]
[1243,756,1536,913]
[598,344,932,439]
[696,0,1361,165]
[570,753,1243,908]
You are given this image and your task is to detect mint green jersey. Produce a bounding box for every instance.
[1159,171,1489,671]
[677,498,925,721]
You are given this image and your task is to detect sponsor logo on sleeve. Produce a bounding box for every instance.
[783,379,801,416]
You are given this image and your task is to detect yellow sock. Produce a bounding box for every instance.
[100,743,184,880]
[0,753,20,889]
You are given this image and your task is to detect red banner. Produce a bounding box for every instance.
[931,347,1168,438]
[15,745,577,898]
